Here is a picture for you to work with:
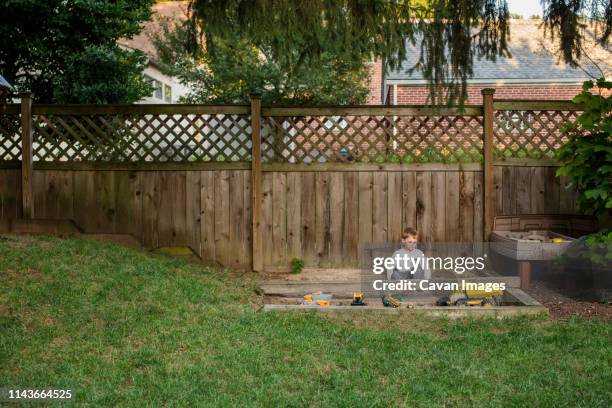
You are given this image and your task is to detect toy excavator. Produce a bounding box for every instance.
[436,289,504,307]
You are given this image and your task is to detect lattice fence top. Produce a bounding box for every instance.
[262,114,484,163]
[494,108,580,160]
[0,103,583,164]
[0,113,22,161]
[32,111,252,162]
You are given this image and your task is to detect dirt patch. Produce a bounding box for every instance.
[0,267,45,280]
[0,234,52,249]
[49,335,68,348]
[0,304,10,316]
[526,281,611,321]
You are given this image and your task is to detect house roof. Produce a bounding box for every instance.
[0,74,14,95]
[117,1,189,62]
[386,19,611,83]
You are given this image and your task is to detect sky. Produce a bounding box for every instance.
[507,0,543,18]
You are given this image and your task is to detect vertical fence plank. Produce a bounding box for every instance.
[473,171,484,242]
[387,172,402,242]
[250,94,263,271]
[481,88,495,240]
[229,170,245,269]
[343,172,359,265]
[401,172,417,230]
[372,172,387,243]
[186,171,201,256]
[517,167,531,214]
[200,171,215,261]
[242,170,253,267]
[494,166,503,216]
[545,166,560,214]
[286,172,302,261]
[329,172,344,266]
[300,172,317,267]
[262,173,273,266]
[73,171,96,232]
[94,171,115,233]
[214,170,231,266]
[459,172,475,242]
[431,172,446,242]
[271,171,287,267]
[142,171,160,248]
[358,172,373,246]
[416,172,431,242]
[20,92,33,218]
[531,167,546,214]
[501,166,517,215]
[315,172,330,267]
[445,171,460,241]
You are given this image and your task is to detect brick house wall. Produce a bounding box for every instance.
[383,84,586,105]
[366,59,384,104]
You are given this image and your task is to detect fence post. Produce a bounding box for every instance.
[250,94,263,272]
[19,92,33,219]
[481,88,495,241]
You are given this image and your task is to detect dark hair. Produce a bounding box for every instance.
[402,227,418,238]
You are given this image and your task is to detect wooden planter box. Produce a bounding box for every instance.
[490,230,574,261]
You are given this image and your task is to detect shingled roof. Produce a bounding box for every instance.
[0,74,14,97]
[387,19,611,83]
[117,1,189,62]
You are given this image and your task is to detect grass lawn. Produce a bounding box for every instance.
[1,236,610,407]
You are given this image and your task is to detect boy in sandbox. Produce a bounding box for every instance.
[386,227,431,280]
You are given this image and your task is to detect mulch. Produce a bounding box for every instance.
[526,281,612,321]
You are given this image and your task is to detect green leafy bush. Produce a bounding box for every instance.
[556,78,612,216]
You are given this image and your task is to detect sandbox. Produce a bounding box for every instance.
[259,270,548,318]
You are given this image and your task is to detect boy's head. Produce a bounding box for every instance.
[401,227,418,251]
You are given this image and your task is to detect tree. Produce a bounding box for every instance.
[152,18,371,104]
[0,0,154,103]
[185,0,611,104]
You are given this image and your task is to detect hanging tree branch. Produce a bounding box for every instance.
[186,0,611,104]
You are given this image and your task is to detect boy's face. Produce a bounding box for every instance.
[401,234,417,251]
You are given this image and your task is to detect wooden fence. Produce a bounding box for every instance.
[0,91,582,270]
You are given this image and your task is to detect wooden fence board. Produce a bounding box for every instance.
[214,170,231,265]
[328,172,344,265]
[459,172,475,243]
[387,172,402,242]
[445,172,460,242]
[416,172,432,242]
[342,172,359,265]
[501,166,517,215]
[358,172,373,245]
[372,172,387,243]
[262,173,273,266]
[271,172,287,267]
[229,170,246,269]
[142,171,160,248]
[401,172,417,230]
[186,171,201,256]
[94,171,116,233]
[473,171,484,241]
[200,171,215,261]
[516,167,531,215]
[431,172,446,242]
[300,172,317,266]
[286,172,302,261]
[315,172,330,267]
[531,167,546,214]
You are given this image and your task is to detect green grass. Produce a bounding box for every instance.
[0,236,610,407]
